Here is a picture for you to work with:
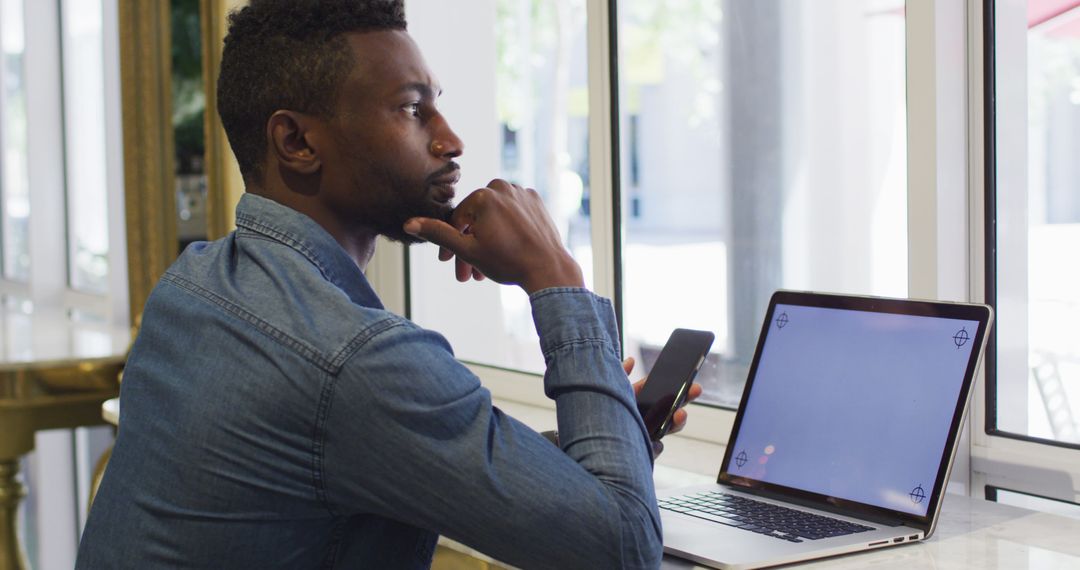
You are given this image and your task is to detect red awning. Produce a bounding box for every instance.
[1029,0,1080,37]
[1029,0,1080,27]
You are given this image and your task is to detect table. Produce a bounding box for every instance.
[0,310,129,570]
[655,466,1080,569]
[492,400,1080,569]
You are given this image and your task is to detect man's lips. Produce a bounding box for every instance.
[429,168,461,203]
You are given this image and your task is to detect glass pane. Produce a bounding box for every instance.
[993,3,1080,444]
[993,487,1080,520]
[61,0,109,294]
[618,0,908,408]
[407,0,592,373]
[1,0,30,281]
[172,0,207,253]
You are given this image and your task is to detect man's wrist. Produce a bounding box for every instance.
[529,289,619,369]
[521,257,584,294]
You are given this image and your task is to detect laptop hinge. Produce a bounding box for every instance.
[724,484,907,527]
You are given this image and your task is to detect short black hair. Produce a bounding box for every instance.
[217,0,407,181]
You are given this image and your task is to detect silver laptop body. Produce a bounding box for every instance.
[661,291,993,569]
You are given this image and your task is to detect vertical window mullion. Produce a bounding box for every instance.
[60,0,111,298]
[586,0,618,307]
[905,0,937,300]
[58,0,73,294]
[23,0,66,308]
[102,0,127,326]
[0,4,7,279]
[905,0,970,304]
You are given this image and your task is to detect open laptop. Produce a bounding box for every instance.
[659,290,992,569]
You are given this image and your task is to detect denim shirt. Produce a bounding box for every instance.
[77,193,661,569]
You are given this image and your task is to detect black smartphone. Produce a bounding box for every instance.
[636,328,715,441]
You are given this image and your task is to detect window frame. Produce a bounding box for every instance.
[970,0,1080,506]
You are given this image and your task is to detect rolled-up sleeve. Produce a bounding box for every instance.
[321,288,662,569]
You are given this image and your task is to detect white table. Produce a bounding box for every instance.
[655,467,1080,569]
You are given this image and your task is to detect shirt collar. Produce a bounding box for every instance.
[233,193,384,310]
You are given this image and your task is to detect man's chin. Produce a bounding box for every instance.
[379,203,453,245]
[430,201,455,223]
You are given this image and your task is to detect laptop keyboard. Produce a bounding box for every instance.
[659,491,875,543]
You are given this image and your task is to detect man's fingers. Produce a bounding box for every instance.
[455,257,473,282]
[623,356,636,377]
[664,384,703,436]
[686,383,703,403]
[668,409,689,435]
[404,217,470,254]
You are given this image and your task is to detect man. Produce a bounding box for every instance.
[78,1,698,567]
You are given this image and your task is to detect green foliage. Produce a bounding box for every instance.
[494,0,722,130]
[495,0,586,129]
[620,0,722,127]
[171,0,205,171]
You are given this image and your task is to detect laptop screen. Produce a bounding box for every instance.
[722,301,982,517]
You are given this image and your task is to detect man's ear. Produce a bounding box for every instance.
[266,110,322,175]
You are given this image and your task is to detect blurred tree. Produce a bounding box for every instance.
[172,0,204,175]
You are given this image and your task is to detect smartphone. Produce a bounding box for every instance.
[636,328,715,441]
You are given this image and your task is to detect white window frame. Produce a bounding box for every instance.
[968,0,1080,506]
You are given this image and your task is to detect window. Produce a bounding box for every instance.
[616,0,908,407]
[407,0,594,374]
[988,487,1080,519]
[1,0,30,282]
[61,0,110,294]
[393,1,1080,506]
[989,0,1080,447]
[974,0,1080,507]
[405,0,908,408]
[173,0,208,252]
[0,0,124,315]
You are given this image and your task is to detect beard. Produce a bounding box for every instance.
[370,175,456,245]
[378,194,453,245]
[346,156,459,244]
[378,161,460,244]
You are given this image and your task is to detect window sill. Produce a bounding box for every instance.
[492,397,725,481]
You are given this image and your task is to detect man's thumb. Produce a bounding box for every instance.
[403,217,467,251]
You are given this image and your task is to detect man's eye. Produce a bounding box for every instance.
[404,103,421,117]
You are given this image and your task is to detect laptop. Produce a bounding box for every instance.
[659,290,992,569]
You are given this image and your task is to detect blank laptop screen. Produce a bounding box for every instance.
[723,303,981,517]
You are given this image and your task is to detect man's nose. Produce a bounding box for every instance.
[430,116,464,158]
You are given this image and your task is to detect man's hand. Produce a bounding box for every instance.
[403,179,583,294]
[625,356,703,444]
